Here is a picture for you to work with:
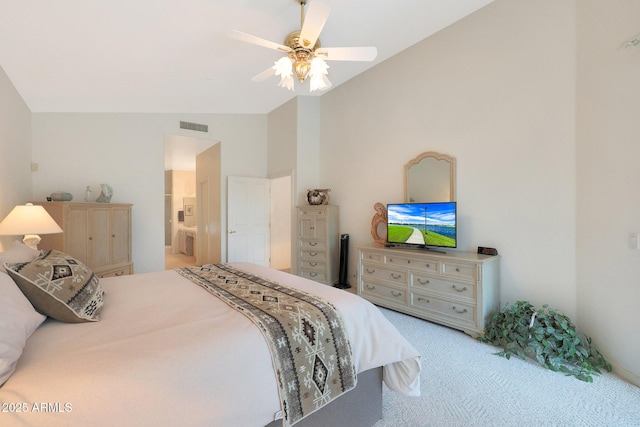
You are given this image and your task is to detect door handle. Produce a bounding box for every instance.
[229,230,236,234]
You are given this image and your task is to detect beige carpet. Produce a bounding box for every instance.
[374,307,640,427]
[165,252,196,270]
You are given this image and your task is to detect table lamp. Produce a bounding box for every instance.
[0,203,63,250]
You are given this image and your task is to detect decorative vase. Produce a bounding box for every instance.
[96,184,113,203]
[50,192,73,201]
[307,188,331,205]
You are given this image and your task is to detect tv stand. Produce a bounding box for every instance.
[384,242,447,254]
[357,244,500,337]
[421,247,447,255]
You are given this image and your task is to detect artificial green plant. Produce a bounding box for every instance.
[478,301,612,382]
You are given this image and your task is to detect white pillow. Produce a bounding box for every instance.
[0,271,46,386]
[0,240,40,273]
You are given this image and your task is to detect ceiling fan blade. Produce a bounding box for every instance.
[315,46,378,61]
[299,1,331,49]
[251,66,276,82]
[227,29,292,53]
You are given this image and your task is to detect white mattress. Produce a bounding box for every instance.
[0,263,420,427]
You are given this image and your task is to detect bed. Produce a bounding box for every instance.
[0,244,420,427]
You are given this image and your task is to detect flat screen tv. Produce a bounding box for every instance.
[386,202,457,249]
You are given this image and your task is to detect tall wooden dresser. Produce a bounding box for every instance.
[358,244,500,337]
[295,205,339,285]
[34,202,133,278]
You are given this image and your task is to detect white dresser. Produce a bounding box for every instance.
[296,205,339,285]
[357,244,500,337]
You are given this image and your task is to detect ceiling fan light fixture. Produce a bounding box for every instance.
[292,51,312,83]
[277,73,295,91]
[309,57,330,92]
[273,56,294,91]
[294,61,310,83]
[232,1,375,93]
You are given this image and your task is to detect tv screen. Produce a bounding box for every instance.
[387,202,457,248]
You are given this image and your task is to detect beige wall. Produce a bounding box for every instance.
[311,0,638,385]
[269,175,292,271]
[267,97,323,273]
[576,0,640,385]
[30,113,267,272]
[321,0,577,313]
[0,66,32,251]
[267,98,298,270]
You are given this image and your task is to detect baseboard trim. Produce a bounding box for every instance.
[611,361,640,387]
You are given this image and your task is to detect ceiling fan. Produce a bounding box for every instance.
[228,0,377,92]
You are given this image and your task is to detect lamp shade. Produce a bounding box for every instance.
[0,203,63,235]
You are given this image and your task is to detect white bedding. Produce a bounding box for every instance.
[0,263,420,427]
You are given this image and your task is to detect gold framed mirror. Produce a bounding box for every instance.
[371,151,456,243]
[404,151,456,203]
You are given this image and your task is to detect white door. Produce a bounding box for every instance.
[227,176,271,266]
[196,143,221,265]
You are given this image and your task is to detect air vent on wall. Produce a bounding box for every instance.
[180,121,209,133]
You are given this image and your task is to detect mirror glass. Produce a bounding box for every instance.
[405,152,456,202]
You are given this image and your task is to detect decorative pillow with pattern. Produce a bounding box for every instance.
[4,250,103,323]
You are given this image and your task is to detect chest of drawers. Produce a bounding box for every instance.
[357,245,500,337]
[295,205,339,285]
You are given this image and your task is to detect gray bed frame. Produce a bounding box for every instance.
[264,367,383,427]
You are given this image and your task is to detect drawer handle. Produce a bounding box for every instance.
[391,291,402,297]
[309,242,318,246]
[366,268,376,274]
[389,258,394,262]
[310,272,317,277]
[417,297,430,303]
[425,263,430,268]
[366,284,376,290]
[310,262,318,266]
[310,252,318,256]
[417,278,430,285]
[310,226,315,230]
[452,306,468,314]
[452,285,468,292]
[115,271,124,276]
[390,273,402,279]
[455,268,460,272]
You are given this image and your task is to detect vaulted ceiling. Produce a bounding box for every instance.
[0,0,493,114]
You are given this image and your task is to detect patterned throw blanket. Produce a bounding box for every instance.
[177,264,357,426]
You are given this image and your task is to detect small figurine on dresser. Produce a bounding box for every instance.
[96,184,113,203]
